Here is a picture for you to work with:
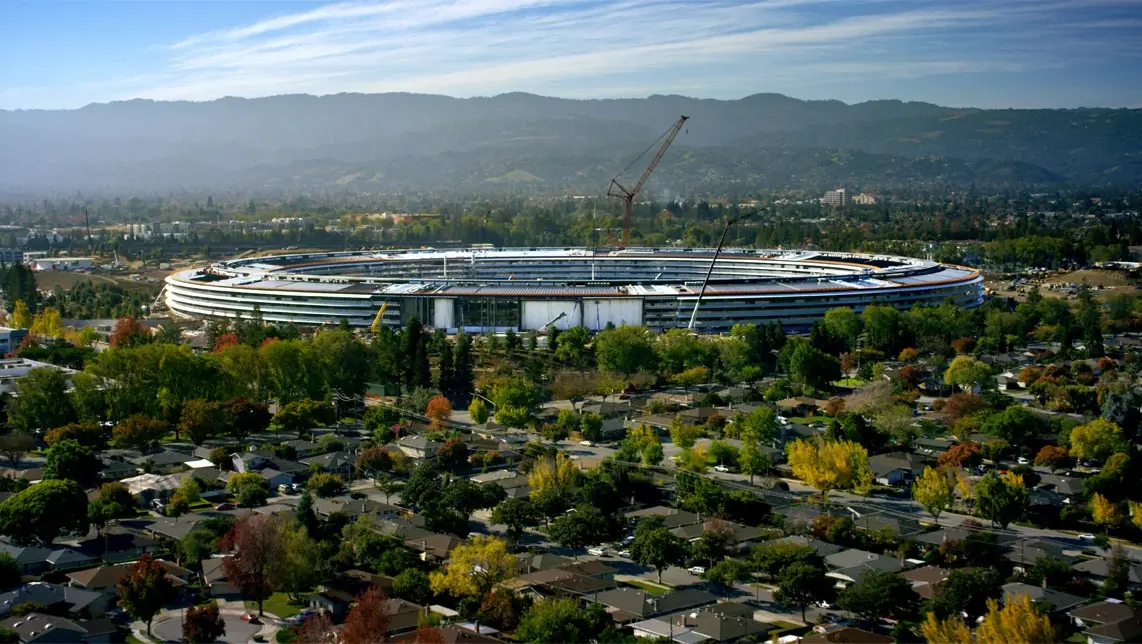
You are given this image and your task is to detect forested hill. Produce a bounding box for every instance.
[1,92,1137,194]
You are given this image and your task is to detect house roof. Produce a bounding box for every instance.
[825,549,901,572]
[514,569,612,595]
[0,583,104,616]
[800,626,893,643]
[558,560,616,578]
[1085,614,1142,642]
[0,540,54,566]
[1075,558,1142,584]
[868,452,926,476]
[300,451,353,468]
[0,612,89,642]
[1001,583,1088,612]
[397,435,441,450]
[516,553,571,573]
[67,559,191,589]
[626,507,701,529]
[673,604,770,641]
[391,625,503,644]
[1069,601,1137,626]
[129,450,195,467]
[593,587,718,618]
[771,535,843,557]
[202,557,230,583]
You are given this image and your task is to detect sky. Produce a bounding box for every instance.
[2,0,1141,110]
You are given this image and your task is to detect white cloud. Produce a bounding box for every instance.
[78,0,1140,104]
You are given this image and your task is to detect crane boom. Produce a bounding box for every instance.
[608,115,689,246]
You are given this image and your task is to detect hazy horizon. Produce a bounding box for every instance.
[3,0,1141,111]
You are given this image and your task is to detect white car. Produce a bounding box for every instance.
[714,465,730,473]
[618,550,631,558]
[687,566,705,575]
[1078,533,1097,541]
[580,440,594,447]
[1016,456,1029,465]
[587,547,605,556]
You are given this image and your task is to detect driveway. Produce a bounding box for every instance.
[151,611,264,643]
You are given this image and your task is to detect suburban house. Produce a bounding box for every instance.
[119,473,184,505]
[202,557,241,600]
[868,452,927,486]
[0,612,117,644]
[66,559,193,593]
[591,587,718,623]
[1075,558,1142,589]
[669,602,772,643]
[300,451,354,476]
[902,565,952,599]
[0,582,110,619]
[1001,583,1087,615]
[1069,601,1138,630]
[825,549,905,585]
[397,435,442,461]
[470,470,530,499]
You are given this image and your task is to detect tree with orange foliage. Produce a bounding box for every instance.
[342,587,390,644]
[410,626,446,644]
[212,332,240,353]
[940,393,987,422]
[951,337,975,354]
[897,347,919,363]
[110,316,152,348]
[221,514,284,616]
[1034,445,1071,472]
[938,441,983,470]
[295,611,336,643]
[425,394,452,430]
[823,397,845,417]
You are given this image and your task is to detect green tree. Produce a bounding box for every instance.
[7,367,75,432]
[1069,419,1124,462]
[975,470,1029,529]
[595,325,656,375]
[43,439,101,487]
[490,497,537,542]
[271,399,334,438]
[944,355,993,391]
[823,307,862,350]
[926,568,999,621]
[630,516,687,583]
[555,326,592,371]
[0,553,21,591]
[705,558,752,591]
[787,341,842,391]
[392,569,432,605]
[306,472,345,498]
[776,563,833,620]
[117,555,174,635]
[179,399,231,445]
[739,441,770,483]
[468,398,489,425]
[112,415,167,451]
[751,542,823,580]
[516,598,608,644]
[549,506,609,555]
[838,570,919,625]
[276,524,323,600]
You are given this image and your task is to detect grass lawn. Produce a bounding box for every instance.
[246,592,305,618]
[622,579,671,595]
[126,635,147,644]
[768,621,802,630]
[834,378,866,387]
[784,415,831,425]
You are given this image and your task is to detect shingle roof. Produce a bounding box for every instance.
[0,582,104,616]
[1069,601,1137,625]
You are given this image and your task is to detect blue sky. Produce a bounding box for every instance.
[2,0,1140,110]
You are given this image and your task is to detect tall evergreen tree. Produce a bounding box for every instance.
[453,332,474,405]
[403,317,424,390]
[438,339,455,401]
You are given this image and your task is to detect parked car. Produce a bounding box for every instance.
[241,612,260,624]
[618,550,631,558]
[714,465,730,473]
[580,440,595,447]
[1017,456,1029,465]
[587,547,605,557]
[687,566,705,575]
[214,503,237,511]
[1078,533,1096,541]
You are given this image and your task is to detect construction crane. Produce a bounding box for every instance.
[608,115,689,247]
[369,302,389,334]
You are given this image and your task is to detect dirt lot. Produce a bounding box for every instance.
[987,269,1138,302]
[35,270,163,294]
[1041,269,1134,287]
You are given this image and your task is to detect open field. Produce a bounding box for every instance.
[35,270,163,294]
[1042,269,1135,287]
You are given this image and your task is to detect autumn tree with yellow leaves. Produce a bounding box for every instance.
[1092,493,1124,528]
[913,466,955,523]
[976,595,1055,644]
[429,536,516,600]
[786,438,872,498]
[528,452,580,497]
[920,612,971,644]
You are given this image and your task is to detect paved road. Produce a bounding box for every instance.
[152,612,263,644]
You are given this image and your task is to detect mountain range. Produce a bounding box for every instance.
[2,92,1139,195]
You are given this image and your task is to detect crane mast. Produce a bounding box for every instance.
[608,115,689,247]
